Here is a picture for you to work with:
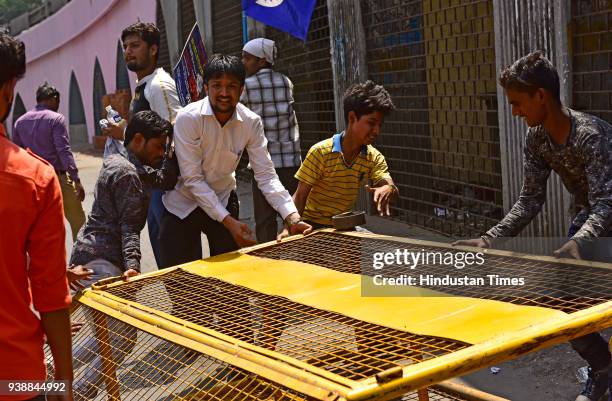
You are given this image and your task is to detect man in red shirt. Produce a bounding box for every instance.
[0,32,73,401]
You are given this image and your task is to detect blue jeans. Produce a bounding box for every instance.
[147,189,164,267]
[567,224,611,372]
[72,259,137,399]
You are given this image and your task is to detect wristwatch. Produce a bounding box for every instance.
[285,214,302,228]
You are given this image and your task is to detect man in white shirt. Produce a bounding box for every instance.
[159,54,312,267]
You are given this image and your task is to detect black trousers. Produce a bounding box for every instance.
[159,191,240,268]
[570,332,611,371]
[252,167,299,243]
[566,223,612,371]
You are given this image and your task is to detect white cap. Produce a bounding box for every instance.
[243,38,277,65]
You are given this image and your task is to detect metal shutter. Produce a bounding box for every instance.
[212,0,244,55]
[361,0,503,237]
[156,0,172,72]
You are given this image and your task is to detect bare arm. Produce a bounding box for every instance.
[365,178,398,217]
[375,177,394,187]
[292,181,312,216]
[276,181,313,242]
[41,309,73,381]
[102,119,127,140]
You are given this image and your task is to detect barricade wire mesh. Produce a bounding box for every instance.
[44,303,477,400]
[49,304,314,401]
[105,273,469,381]
[400,391,464,401]
[42,232,605,400]
[248,232,612,313]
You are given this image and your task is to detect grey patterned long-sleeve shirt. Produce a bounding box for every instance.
[70,151,150,272]
[486,109,612,245]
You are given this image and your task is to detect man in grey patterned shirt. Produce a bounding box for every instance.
[241,38,302,242]
[455,51,611,401]
[70,111,173,279]
[69,111,172,399]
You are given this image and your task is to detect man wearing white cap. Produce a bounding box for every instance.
[241,38,302,243]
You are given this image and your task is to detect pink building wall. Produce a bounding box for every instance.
[9,0,157,143]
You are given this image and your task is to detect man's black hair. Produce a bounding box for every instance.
[203,54,246,86]
[343,80,395,124]
[124,110,172,146]
[499,51,561,103]
[121,22,160,58]
[36,83,60,103]
[0,32,26,87]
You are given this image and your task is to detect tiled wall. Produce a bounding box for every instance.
[572,0,612,124]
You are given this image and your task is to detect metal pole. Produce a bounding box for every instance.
[242,11,249,44]
[326,0,370,213]
[93,312,121,401]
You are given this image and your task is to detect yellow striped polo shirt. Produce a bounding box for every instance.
[295,132,391,226]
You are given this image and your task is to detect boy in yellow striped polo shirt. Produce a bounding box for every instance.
[279,81,398,237]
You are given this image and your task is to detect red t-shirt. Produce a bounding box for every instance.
[0,124,71,400]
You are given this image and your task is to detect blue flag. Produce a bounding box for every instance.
[242,0,317,41]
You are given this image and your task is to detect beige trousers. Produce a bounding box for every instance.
[59,174,86,241]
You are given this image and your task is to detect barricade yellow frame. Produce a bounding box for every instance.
[80,229,611,401]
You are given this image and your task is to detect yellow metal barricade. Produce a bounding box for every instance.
[54,230,611,400]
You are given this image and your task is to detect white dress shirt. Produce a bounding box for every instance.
[140,67,182,123]
[163,97,297,222]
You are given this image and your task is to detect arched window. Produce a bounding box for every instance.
[116,40,131,91]
[10,93,27,139]
[93,58,107,136]
[68,71,88,145]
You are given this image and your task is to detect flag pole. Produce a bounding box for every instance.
[242,11,249,44]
